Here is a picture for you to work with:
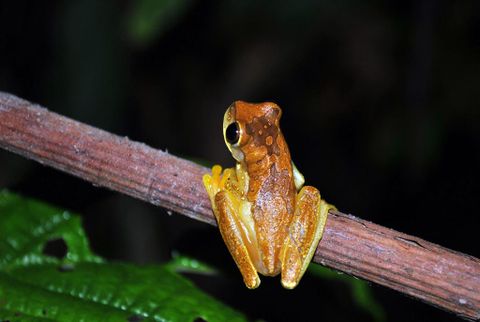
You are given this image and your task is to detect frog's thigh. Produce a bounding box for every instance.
[280,186,329,289]
[214,191,260,289]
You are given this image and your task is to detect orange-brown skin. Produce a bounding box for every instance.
[233,102,296,274]
[203,101,333,289]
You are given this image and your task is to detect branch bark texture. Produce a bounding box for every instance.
[1,92,479,320]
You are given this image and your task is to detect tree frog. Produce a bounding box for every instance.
[203,101,334,289]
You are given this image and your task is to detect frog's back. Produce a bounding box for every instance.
[233,100,297,275]
[250,160,296,275]
[242,129,296,275]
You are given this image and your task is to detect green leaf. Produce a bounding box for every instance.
[308,264,386,322]
[127,0,194,46]
[0,190,245,322]
[0,308,56,322]
[0,190,101,271]
[166,252,218,275]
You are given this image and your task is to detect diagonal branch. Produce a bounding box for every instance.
[0,92,479,321]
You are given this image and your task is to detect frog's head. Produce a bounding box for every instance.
[223,101,282,162]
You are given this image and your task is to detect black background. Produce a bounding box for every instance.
[0,1,478,321]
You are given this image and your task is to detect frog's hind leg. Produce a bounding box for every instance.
[203,166,260,289]
[214,190,261,289]
[280,186,332,289]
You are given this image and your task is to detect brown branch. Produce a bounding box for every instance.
[0,92,479,320]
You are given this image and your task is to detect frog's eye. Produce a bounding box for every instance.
[225,122,240,145]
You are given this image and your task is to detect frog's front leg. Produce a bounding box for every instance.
[203,166,261,289]
[280,186,333,289]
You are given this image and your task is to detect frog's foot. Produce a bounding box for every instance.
[203,165,223,205]
[203,165,238,202]
[280,186,333,289]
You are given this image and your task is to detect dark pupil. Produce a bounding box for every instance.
[226,122,240,144]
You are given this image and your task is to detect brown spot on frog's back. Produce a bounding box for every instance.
[245,114,280,156]
[266,136,273,146]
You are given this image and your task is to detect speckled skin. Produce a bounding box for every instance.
[203,101,333,289]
